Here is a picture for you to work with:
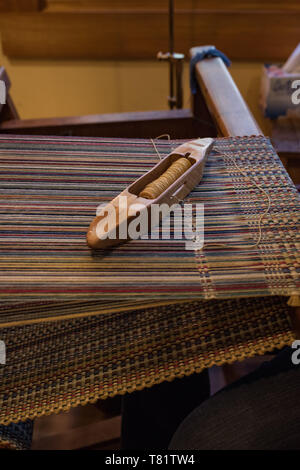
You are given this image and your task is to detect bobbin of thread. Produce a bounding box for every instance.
[139,157,192,199]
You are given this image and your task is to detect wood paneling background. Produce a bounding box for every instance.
[0,0,299,61]
[0,0,45,11]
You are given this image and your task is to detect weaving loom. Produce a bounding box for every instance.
[0,133,299,428]
[0,44,299,451]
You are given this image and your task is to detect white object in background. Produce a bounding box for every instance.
[282,43,300,73]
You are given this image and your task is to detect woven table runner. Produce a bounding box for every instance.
[0,134,298,424]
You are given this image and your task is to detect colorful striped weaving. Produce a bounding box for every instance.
[0,295,294,425]
[0,134,298,425]
[0,134,299,326]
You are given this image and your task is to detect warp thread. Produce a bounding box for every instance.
[149,136,271,250]
[149,136,299,309]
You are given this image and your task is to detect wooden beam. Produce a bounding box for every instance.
[190,46,262,137]
[0,0,45,12]
[32,415,121,450]
[0,109,209,139]
[0,67,19,120]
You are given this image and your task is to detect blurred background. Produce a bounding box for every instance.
[2,0,298,134]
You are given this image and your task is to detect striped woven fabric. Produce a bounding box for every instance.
[0,134,299,326]
[0,295,294,425]
[0,134,298,425]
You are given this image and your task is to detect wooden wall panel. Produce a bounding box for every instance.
[46,1,300,13]
[0,1,299,61]
[0,0,45,11]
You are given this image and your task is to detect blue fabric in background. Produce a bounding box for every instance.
[0,420,33,450]
[190,48,231,94]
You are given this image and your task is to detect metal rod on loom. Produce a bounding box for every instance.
[157,0,184,109]
[169,0,175,109]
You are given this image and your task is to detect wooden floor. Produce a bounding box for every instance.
[32,356,272,450]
